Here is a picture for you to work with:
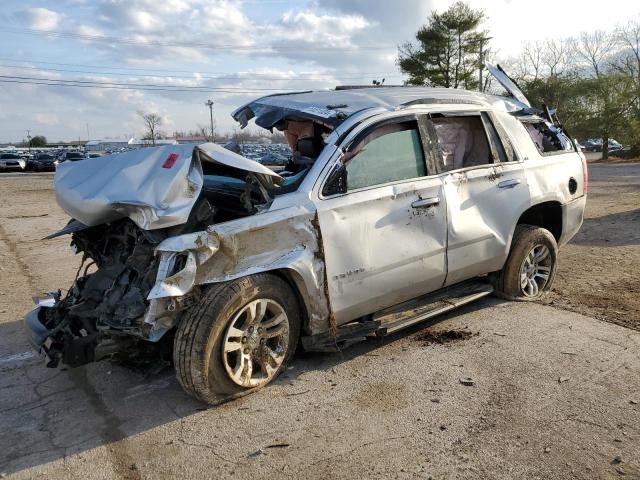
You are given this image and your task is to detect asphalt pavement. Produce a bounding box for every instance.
[0,164,638,479]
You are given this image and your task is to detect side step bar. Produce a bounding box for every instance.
[301,279,493,352]
[373,280,494,336]
[301,320,381,353]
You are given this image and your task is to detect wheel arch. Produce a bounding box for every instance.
[268,268,314,336]
[514,201,563,243]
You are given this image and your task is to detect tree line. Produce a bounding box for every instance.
[397,1,640,159]
[138,110,286,145]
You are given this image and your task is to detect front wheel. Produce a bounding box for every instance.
[173,274,300,404]
[493,224,558,300]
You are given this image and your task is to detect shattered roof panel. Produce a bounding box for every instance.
[232,87,527,130]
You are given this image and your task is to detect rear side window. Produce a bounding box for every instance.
[344,121,425,191]
[522,121,574,154]
[431,115,492,171]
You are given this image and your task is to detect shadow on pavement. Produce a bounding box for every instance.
[0,297,504,475]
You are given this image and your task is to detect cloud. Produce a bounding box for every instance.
[22,7,65,31]
[77,24,105,37]
[1,0,435,140]
[271,10,370,47]
[34,113,60,126]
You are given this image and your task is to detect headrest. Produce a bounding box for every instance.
[297,137,323,159]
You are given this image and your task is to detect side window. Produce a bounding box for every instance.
[522,120,574,154]
[431,115,492,171]
[344,121,426,191]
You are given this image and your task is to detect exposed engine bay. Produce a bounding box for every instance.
[34,125,330,369]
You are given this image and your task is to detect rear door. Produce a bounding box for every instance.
[431,111,530,285]
[315,115,448,323]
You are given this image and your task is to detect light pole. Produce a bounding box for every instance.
[475,36,491,93]
[26,129,32,153]
[205,99,215,143]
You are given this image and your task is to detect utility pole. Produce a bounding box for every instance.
[26,129,32,153]
[86,122,90,141]
[477,37,491,93]
[205,99,215,143]
[478,45,484,92]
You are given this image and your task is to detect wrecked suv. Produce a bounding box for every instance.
[25,65,587,404]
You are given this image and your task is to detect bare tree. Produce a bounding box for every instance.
[576,31,616,78]
[574,31,636,159]
[619,20,640,75]
[521,41,544,81]
[138,111,162,146]
[198,122,216,142]
[618,20,640,107]
[542,38,575,77]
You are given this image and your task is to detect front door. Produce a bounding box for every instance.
[315,117,448,324]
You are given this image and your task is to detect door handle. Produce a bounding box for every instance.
[497,179,521,189]
[411,197,440,209]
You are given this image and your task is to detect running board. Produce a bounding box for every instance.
[373,280,494,336]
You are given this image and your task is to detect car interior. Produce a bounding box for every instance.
[521,120,574,153]
[431,115,492,170]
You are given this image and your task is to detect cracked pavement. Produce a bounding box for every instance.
[0,172,639,479]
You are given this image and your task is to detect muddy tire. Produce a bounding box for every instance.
[493,224,558,301]
[173,274,300,404]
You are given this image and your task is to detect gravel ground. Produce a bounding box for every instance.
[542,163,640,331]
[0,165,639,479]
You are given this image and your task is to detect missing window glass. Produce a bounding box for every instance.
[522,121,574,154]
[431,115,492,171]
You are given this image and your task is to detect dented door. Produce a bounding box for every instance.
[316,117,447,324]
[443,162,529,285]
[317,179,447,323]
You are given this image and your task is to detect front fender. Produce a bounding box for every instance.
[146,208,331,336]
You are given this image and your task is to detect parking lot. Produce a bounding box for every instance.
[0,164,639,479]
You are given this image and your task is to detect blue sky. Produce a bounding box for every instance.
[0,0,637,142]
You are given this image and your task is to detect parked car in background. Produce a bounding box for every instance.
[54,151,86,167]
[25,64,587,404]
[60,151,86,161]
[582,138,624,152]
[27,153,57,172]
[0,152,26,171]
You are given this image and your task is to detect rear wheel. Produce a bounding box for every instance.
[173,274,300,404]
[493,224,558,300]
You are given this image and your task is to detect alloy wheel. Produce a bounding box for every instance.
[221,298,289,388]
[519,244,552,297]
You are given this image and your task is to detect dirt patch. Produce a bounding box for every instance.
[415,329,476,345]
[540,164,640,331]
[352,381,409,412]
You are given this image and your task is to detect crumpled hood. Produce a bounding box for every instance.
[54,143,281,230]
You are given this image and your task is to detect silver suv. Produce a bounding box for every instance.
[25,65,587,404]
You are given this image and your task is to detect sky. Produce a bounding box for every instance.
[0,0,638,143]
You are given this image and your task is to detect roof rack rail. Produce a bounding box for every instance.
[335,85,405,90]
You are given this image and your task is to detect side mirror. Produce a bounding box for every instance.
[322,163,347,196]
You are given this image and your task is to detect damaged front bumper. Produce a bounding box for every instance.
[24,300,70,368]
[142,230,220,341]
[24,306,50,352]
[22,229,222,369]
[24,294,58,351]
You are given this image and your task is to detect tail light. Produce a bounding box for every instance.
[162,152,179,169]
[581,153,588,194]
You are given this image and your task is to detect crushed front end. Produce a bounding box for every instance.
[26,219,178,367]
[24,142,281,369]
